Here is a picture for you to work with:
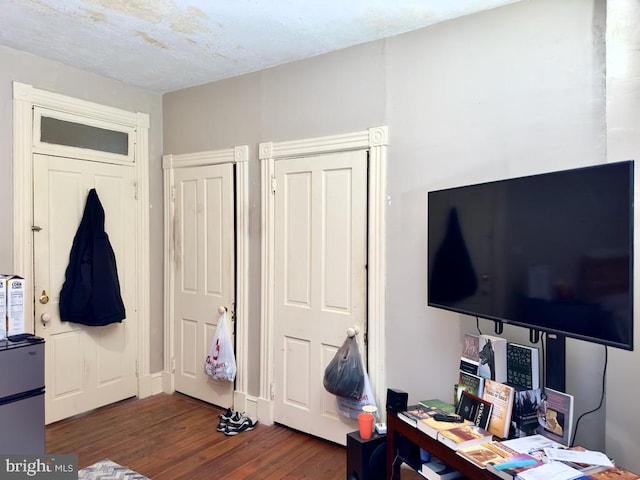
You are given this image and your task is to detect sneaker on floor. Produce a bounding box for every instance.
[218,410,247,431]
[216,407,235,432]
[224,417,258,436]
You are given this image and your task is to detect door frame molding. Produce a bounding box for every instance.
[258,126,388,424]
[12,81,153,396]
[162,147,250,404]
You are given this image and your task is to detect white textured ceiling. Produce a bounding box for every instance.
[1,0,521,94]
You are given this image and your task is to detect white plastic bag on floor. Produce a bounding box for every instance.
[205,310,236,382]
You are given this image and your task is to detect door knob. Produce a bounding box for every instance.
[39,290,49,304]
[41,313,51,325]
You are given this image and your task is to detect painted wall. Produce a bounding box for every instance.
[0,45,165,372]
[164,0,640,470]
[605,0,640,471]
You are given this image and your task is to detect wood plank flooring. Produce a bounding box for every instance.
[45,393,346,479]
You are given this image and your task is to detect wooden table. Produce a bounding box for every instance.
[386,411,497,480]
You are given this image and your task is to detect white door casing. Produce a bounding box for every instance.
[162,147,250,409]
[259,127,388,444]
[12,82,152,403]
[33,154,137,424]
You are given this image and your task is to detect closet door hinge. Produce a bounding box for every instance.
[271,176,277,194]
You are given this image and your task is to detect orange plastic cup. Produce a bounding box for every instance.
[358,412,374,440]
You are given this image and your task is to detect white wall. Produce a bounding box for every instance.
[0,45,165,372]
[605,0,640,470]
[385,0,608,451]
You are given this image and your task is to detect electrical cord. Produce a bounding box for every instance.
[541,333,546,395]
[570,345,607,447]
[388,452,401,480]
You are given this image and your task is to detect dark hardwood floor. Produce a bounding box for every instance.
[46,392,347,479]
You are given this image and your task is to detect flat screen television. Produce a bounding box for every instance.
[427,160,634,350]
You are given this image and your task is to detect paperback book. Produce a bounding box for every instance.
[516,461,583,480]
[457,370,485,399]
[511,388,542,438]
[537,387,574,447]
[589,466,640,480]
[460,333,480,375]
[486,452,545,480]
[420,457,464,480]
[437,424,493,451]
[418,416,472,439]
[398,404,433,427]
[501,433,562,458]
[456,441,519,469]
[482,379,515,439]
[506,342,540,390]
[419,399,456,415]
[478,334,507,383]
[456,389,493,430]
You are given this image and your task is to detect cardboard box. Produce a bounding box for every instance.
[1,275,25,336]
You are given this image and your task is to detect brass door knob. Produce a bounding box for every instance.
[39,290,49,304]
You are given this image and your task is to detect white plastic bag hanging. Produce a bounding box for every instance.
[336,334,378,419]
[205,309,237,382]
[323,335,365,399]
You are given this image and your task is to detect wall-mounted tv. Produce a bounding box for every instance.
[427,160,634,350]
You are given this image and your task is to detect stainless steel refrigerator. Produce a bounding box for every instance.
[0,336,45,454]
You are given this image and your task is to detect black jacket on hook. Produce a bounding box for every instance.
[59,188,126,326]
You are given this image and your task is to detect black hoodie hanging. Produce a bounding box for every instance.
[59,189,126,326]
[429,207,478,303]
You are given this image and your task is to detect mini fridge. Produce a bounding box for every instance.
[0,336,45,454]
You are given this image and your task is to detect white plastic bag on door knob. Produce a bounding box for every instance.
[205,310,237,382]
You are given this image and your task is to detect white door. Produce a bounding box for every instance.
[172,163,235,408]
[273,150,368,444]
[33,154,138,424]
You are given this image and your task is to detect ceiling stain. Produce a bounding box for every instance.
[170,6,211,35]
[91,0,163,24]
[134,30,167,49]
[86,10,108,23]
[89,0,211,34]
